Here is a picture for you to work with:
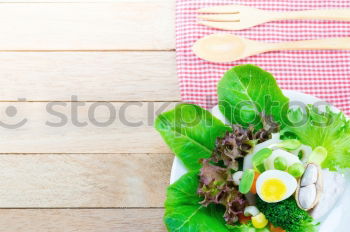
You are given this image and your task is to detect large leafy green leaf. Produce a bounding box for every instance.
[282,105,350,171]
[218,65,289,129]
[164,172,229,232]
[155,104,231,171]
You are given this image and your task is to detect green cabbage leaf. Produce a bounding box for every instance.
[282,105,350,171]
[155,104,231,171]
[164,172,229,232]
[218,65,289,129]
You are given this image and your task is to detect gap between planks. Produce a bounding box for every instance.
[0,0,170,2]
[0,49,176,52]
[0,153,174,155]
[0,101,180,103]
[0,207,165,209]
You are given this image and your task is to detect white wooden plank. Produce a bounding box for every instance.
[0,0,167,1]
[0,209,166,232]
[0,52,179,101]
[0,102,176,153]
[0,2,175,50]
[0,153,172,207]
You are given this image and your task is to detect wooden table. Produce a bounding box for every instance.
[0,1,177,231]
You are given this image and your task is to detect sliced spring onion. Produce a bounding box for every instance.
[239,169,255,194]
[288,163,305,178]
[252,148,273,173]
[269,139,301,150]
[274,156,288,170]
[244,206,260,217]
[308,146,328,165]
[232,171,243,186]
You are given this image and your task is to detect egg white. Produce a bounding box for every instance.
[256,170,298,203]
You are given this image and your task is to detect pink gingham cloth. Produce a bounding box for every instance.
[176,0,350,115]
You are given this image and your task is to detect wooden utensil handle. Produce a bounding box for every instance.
[273,9,350,21]
[273,38,350,51]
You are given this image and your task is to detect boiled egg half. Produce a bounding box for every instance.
[256,170,297,203]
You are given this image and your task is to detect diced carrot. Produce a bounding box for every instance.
[270,224,286,232]
[238,214,251,224]
[250,172,260,194]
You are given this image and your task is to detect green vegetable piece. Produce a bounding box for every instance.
[256,197,317,232]
[281,105,350,171]
[165,172,229,232]
[275,139,301,150]
[239,169,255,194]
[308,146,328,165]
[155,104,231,171]
[288,163,305,178]
[274,157,287,170]
[298,150,304,160]
[217,64,289,129]
[253,148,273,173]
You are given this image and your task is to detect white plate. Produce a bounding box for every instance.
[169,90,350,232]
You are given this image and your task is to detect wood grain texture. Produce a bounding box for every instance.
[0,208,166,232]
[0,3,178,230]
[0,153,172,207]
[0,0,166,2]
[0,2,175,50]
[0,101,177,153]
[0,52,179,101]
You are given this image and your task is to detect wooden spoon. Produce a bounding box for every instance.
[193,34,350,63]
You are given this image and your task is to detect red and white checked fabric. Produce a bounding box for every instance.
[176,0,350,115]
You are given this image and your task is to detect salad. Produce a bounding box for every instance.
[155,65,350,232]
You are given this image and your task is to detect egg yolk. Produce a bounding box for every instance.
[261,178,287,202]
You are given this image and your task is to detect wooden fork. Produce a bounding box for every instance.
[198,5,350,30]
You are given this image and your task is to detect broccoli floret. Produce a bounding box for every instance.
[256,197,317,232]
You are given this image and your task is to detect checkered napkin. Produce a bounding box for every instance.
[176,0,350,115]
